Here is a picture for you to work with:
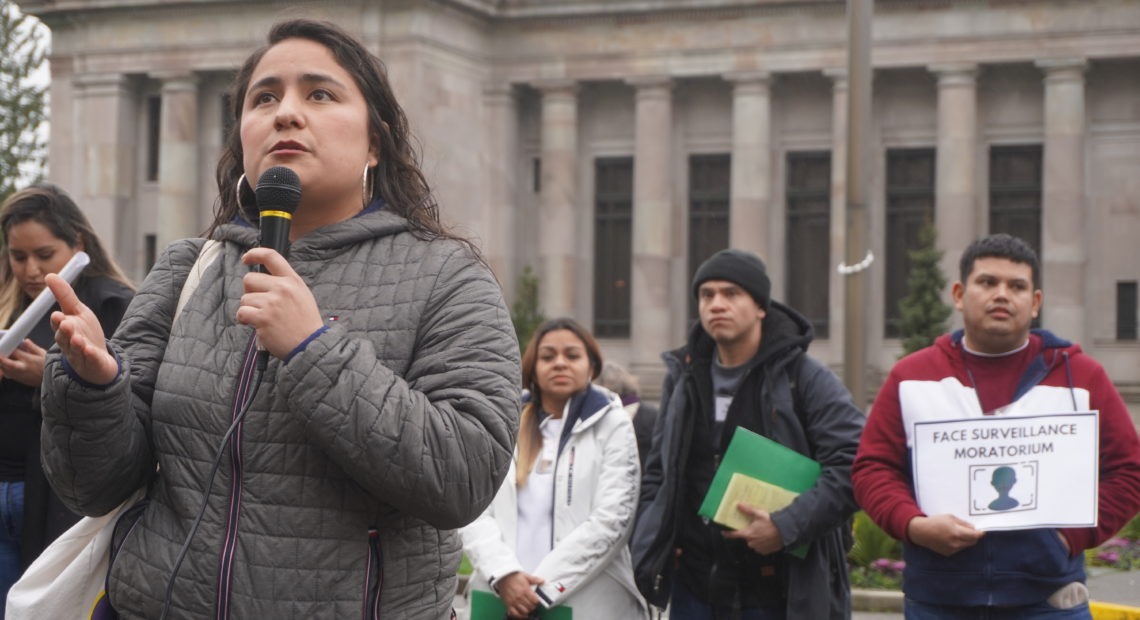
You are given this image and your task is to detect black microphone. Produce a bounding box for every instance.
[252,166,302,273]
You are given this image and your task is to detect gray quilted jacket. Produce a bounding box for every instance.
[40,209,520,619]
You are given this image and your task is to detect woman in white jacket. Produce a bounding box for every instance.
[461,317,648,619]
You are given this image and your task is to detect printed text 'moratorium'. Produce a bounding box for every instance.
[954,442,1054,459]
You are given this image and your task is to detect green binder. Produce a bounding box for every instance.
[470,590,572,620]
[698,426,821,558]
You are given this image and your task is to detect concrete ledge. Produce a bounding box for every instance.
[852,588,904,613]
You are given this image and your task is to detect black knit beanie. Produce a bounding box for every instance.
[691,248,771,309]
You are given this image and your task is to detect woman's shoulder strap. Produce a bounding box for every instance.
[173,239,222,326]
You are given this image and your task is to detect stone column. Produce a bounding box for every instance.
[724,71,773,258]
[481,83,519,300]
[627,76,674,383]
[1036,59,1089,343]
[825,68,848,349]
[535,80,579,320]
[154,73,200,251]
[931,64,979,287]
[74,73,136,270]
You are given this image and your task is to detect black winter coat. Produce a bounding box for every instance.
[630,301,864,619]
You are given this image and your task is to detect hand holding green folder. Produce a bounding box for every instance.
[698,427,821,558]
[469,590,572,620]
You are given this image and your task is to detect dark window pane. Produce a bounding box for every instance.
[785,151,831,338]
[688,154,731,321]
[144,234,157,274]
[990,144,1043,327]
[146,96,162,182]
[989,145,1043,257]
[885,148,936,337]
[594,157,633,338]
[1118,281,1138,341]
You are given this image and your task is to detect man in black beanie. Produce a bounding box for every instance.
[631,248,865,619]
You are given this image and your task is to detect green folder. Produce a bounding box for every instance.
[698,426,821,559]
[470,590,572,620]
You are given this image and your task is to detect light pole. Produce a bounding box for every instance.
[842,0,873,408]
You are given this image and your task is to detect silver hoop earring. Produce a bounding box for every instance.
[361,164,374,207]
[236,173,248,207]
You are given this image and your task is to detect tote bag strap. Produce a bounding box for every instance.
[173,239,222,325]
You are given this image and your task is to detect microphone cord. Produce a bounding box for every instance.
[158,364,265,620]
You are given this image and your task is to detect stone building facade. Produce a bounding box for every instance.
[14,0,1140,409]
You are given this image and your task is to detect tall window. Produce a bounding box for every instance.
[593,157,633,338]
[144,234,157,275]
[785,151,832,338]
[989,145,1043,256]
[688,154,731,320]
[1119,281,1138,341]
[885,148,936,337]
[146,96,162,182]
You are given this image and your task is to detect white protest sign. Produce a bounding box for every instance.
[911,412,1098,530]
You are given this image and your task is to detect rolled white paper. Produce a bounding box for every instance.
[0,251,91,357]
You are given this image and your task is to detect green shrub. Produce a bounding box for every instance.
[511,265,544,354]
[1118,513,1140,541]
[848,511,903,568]
[1084,514,1140,571]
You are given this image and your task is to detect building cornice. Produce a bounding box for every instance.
[16,0,838,20]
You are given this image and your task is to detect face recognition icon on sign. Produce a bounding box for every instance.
[970,462,1038,515]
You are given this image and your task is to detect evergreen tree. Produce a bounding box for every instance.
[896,222,953,357]
[510,265,545,353]
[0,0,48,203]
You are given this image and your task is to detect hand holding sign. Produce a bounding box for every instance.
[911,412,1099,531]
[907,514,985,557]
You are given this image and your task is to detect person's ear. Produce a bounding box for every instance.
[75,233,86,253]
[951,281,965,312]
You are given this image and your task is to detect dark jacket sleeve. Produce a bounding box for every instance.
[769,356,865,549]
[93,284,133,339]
[638,369,676,510]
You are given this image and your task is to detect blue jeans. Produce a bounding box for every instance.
[0,481,25,620]
[904,598,1091,619]
[669,579,786,620]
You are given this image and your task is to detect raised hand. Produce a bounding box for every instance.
[238,248,325,360]
[47,274,119,385]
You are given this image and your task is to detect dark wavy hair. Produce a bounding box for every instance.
[0,184,133,326]
[516,317,603,487]
[207,18,465,251]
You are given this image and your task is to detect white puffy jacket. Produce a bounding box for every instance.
[460,385,648,619]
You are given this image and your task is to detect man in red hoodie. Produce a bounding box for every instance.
[853,234,1140,619]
